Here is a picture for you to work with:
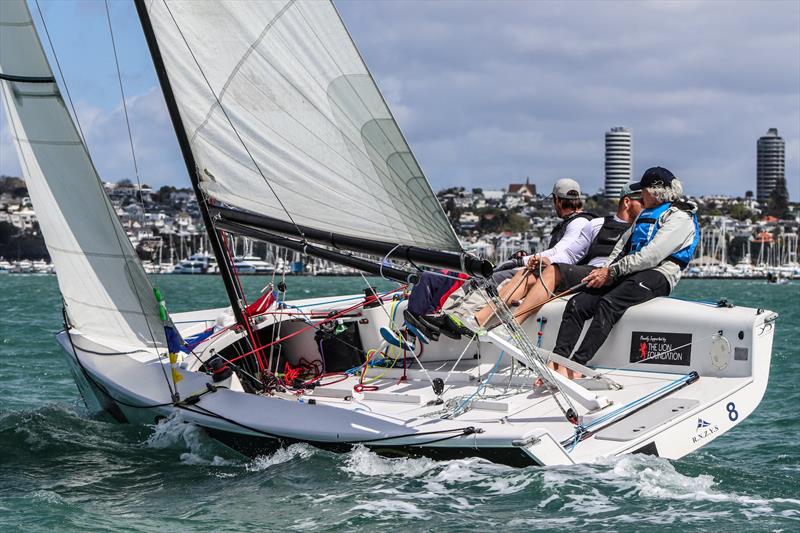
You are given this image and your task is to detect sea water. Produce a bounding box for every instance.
[1,276,798,532]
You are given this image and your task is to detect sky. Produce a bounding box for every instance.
[1,0,798,200]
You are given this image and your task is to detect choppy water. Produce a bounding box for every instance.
[1,275,798,532]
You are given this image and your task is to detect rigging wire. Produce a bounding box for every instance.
[475,279,579,423]
[104,0,151,270]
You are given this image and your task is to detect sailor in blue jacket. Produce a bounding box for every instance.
[552,166,700,367]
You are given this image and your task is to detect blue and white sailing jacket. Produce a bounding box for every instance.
[605,200,700,291]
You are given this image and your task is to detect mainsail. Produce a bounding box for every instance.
[0,0,165,349]
[142,0,461,253]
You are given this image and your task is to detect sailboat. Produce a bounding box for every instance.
[0,0,777,467]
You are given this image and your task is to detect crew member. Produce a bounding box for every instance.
[493,177,595,285]
[552,166,700,367]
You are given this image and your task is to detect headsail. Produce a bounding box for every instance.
[0,0,165,350]
[142,0,461,252]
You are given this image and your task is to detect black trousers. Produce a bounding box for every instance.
[553,269,670,364]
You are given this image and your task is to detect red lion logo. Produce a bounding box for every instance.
[639,341,647,360]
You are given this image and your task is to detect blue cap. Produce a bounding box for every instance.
[630,166,676,191]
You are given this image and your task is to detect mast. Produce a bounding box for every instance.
[134,0,248,327]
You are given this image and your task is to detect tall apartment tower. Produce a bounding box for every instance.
[756,128,785,201]
[604,127,632,199]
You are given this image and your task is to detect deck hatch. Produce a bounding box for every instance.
[593,398,699,442]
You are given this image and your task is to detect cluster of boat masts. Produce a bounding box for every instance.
[683,225,799,280]
[143,251,364,276]
[4,227,799,279]
[0,251,364,276]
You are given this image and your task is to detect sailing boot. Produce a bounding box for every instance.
[403,310,440,342]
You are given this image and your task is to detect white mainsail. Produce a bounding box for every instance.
[0,0,165,350]
[144,0,461,252]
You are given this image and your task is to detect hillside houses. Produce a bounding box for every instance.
[1,174,798,266]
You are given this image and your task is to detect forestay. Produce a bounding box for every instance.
[0,0,165,350]
[144,0,460,252]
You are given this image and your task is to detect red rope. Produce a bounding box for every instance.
[221,298,369,367]
[208,285,408,372]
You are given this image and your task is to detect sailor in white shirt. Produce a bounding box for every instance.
[493,177,595,285]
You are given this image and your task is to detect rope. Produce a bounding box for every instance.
[448,351,505,418]
[379,244,402,282]
[475,280,579,423]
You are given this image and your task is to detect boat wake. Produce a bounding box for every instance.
[2,408,798,530]
[145,413,235,466]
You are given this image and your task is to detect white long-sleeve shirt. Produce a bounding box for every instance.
[523,215,593,265]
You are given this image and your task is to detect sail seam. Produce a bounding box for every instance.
[192,12,440,237]
[63,295,163,318]
[161,0,306,241]
[206,182,437,245]
[182,8,413,221]
[189,0,295,142]
[169,2,451,245]
[11,136,82,146]
[191,117,443,242]
[47,244,140,259]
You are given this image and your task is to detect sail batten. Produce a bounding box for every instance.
[144,0,461,252]
[0,0,165,350]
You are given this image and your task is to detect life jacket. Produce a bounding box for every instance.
[628,201,700,269]
[577,215,631,265]
[548,211,596,248]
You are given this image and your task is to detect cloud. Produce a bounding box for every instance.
[1,85,186,188]
[74,86,185,188]
[337,0,800,198]
[2,0,799,201]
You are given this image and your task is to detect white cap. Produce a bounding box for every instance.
[551,178,583,199]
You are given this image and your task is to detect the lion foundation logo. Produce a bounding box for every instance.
[629,331,692,366]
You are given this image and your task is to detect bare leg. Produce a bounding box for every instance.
[534,361,585,387]
[511,265,562,324]
[474,269,536,326]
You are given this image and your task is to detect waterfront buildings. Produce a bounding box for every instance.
[757,128,785,201]
[604,126,632,199]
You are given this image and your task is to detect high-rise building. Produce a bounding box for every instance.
[756,128,785,201]
[604,127,632,199]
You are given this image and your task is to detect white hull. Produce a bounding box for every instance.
[59,292,776,467]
